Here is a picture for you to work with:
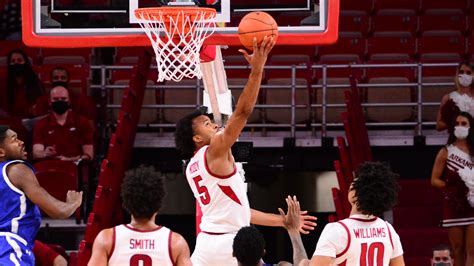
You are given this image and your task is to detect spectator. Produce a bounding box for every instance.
[437,62,474,133]
[32,86,94,162]
[1,49,44,118]
[431,112,474,266]
[88,166,192,265]
[431,244,453,266]
[232,196,309,266]
[33,67,96,120]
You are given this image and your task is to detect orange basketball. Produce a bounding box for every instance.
[238,11,278,50]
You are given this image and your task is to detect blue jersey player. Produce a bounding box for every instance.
[0,125,82,265]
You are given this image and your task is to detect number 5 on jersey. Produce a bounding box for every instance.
[192,175,211,205]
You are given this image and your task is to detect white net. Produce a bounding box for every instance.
[135,7,216,82]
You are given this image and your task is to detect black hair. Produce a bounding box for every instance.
[174,109,208,159]
[121,165,166,219]
[6,49,44,108]
[352,161,400,217]
[50,66,69,82]
[233,226,265,266]
[432,244,451,254]
[447,112,474,155]
[0,125,9,144]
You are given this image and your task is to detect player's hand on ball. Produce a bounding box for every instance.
[66,190,83,208]
[238,36,275,71]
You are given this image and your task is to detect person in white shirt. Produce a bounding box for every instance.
[88,166,192,266]
[302,161,405,266]
[175,37,317,266]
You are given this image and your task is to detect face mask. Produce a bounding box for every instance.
[433,263,452,266]
[51,100,70,115]
[454,126,469,139]
[458,74,473,87]
[9,64,26,76]
[51,81,69,89]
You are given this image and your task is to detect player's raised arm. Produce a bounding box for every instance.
[7,163,82,219]
[208,37,275,156]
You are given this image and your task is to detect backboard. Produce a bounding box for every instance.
[22,0,339,47]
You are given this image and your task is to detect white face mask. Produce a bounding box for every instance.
[454,126,470,139]
[458,74,473,87]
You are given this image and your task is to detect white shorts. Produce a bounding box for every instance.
[191,232,238,266]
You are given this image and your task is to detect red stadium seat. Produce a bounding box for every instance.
[373,0,420,12]
[419,0,470,12]
[340,0,374,12]
[163,79,199,124]
[317,54,364,80]
[370,9,417,34]
[339,11,370,36]
[315,77,351,123]
[40,48,93,64]
[366,54,416,81]
[265,78,310,124]
[33,160,81,222]
[419,9,467,33]
[367,31,416,59]
[393,206,443,228]
[420,53,461,77]
[365,77,414,123]
[228,78,262,124]
[318,32,366,62]
[417,30,466,58]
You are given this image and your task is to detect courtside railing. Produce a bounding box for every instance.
[91,62,458,138]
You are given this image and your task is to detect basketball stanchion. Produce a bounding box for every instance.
[134,5,216,82]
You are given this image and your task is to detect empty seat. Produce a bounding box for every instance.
[421,76,455,122]
[397,179,443,206]
[227,78,261,123]
[40,48,92,63]
[417,30,466,58]
[111,79,157,124]
[370,9,417,33]
[163,79,199,124]
[367,31,416,58]
[393,205,443,228]
[419,9,467,32]
[366,53,416,81]
[373,0,420,12]
[267,54,311,80]
[316,77,351,123]
[366,77,413,122]
[318,32,366,61]
[419,0,469,12]
[339,10,370,35]
[265,78,310,124]
[42,56,87,65]
[421,53,461,77]
[340,0,374,12]
[317,54,364,80]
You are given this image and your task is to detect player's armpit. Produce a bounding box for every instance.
[170,232,192,266]
[309,255,334,266]
[88,229,113,266]
[389,255,405,266]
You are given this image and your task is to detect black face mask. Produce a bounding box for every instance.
[51,100,70,115]
[9,64,26,76]
[51,81,69,89]
[433,263,452,266]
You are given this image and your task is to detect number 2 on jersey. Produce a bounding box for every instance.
[192,175,211,205]
[360,242,384,266]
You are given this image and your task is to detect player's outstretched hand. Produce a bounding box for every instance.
[238,36,276,72]
[278,195,317,234]
[66,190,83,209]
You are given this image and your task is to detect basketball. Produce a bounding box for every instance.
[238,11,278,50]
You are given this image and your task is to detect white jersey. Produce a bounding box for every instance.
[446,144,474,172]
[108,224,174,266]
[313,214,403,266]
[186,145,250,233]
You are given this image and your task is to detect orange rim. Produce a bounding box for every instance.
[134,7,216,22]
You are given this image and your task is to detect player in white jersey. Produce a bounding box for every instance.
[175,37,317,266]
[302,162,405,266]
[88,166,192,266]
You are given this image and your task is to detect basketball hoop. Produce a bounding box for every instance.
[135,6,216,82]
